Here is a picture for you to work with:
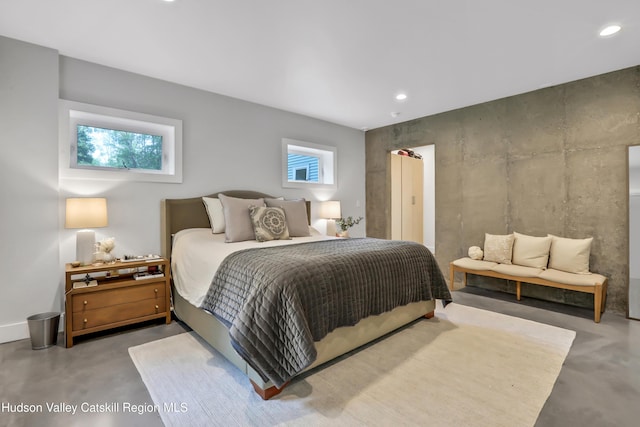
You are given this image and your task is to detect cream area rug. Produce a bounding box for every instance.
[129,302,575,427]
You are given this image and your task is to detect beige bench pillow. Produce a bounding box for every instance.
[512,232,552,269]
[548,234,593,274]
[483,233,514,264]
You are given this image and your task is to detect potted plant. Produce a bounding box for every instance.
[335,216,363,238]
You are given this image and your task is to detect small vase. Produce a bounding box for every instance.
[336,230,350,238]
[103,252,115,264]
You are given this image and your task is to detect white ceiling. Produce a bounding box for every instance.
[1,0,638,130]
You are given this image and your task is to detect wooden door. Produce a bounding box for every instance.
[390,154,424,243]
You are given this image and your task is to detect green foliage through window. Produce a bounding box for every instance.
[76,125,163,171]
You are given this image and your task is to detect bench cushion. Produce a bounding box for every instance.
[539,269,606,287]
[452,257,498,271]
[493,263,543,278]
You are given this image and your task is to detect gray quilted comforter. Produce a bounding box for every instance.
[201,238,451,388]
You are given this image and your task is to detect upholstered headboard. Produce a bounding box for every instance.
[160,190,311,259]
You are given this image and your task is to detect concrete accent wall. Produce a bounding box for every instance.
[366,66,640,314]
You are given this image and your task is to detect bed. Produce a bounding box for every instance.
[161,190,451,399]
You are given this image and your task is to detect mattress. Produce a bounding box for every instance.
[171,227,334,307]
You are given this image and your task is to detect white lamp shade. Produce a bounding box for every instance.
[65,198,108,228]
[320,200,341,219]
[65,198,108,265]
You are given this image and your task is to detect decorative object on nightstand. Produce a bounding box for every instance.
[64,257,171,347]
[94,237,116,263]
[320,200,341,236]
[335,216,363,238]
[65,197,108,266]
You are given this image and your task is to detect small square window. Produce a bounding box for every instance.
[282,138,336,189]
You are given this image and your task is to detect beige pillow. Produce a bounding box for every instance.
[483,233,514,264]
[265,198,310,237]
[218,194,265,242]
[548,235,593,274]
[202,197,225,233]
[512,232,552,269]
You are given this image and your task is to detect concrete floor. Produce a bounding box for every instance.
[1,288,639,427]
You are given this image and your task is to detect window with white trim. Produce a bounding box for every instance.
[282,138,336,189]
[59,100,182,183]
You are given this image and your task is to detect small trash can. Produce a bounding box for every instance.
[27,312,60,349]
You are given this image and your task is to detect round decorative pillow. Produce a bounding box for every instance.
[468,246,484,260]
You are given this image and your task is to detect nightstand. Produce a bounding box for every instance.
[64,258,171,348]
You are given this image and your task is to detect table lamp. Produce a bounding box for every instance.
[320,200,341,236]
[65,198,108,265]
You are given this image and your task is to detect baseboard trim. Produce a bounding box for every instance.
[0,321,30,344]
[0,313,65,345]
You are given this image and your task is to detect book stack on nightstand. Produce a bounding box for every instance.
[64,258,171,348]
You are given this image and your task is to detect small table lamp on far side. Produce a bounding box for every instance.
[65,198,108,266]
[320,200,341,236]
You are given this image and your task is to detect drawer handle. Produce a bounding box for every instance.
[154,289,158,293]
[155,305,159,310]
[83,318,88,323]
[83,300,88,305]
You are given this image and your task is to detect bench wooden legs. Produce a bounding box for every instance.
[594,283,603,323]
[449,263,455,290]
[449,263,467,291]
[516,281,521,301]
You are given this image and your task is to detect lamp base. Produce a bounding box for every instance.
[76,230,96,266]
[326,219,337,237]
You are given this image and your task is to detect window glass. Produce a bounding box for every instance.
[288,154,319,182]
[282,138,336,189]
[77,125,163,171]
[59,100,182,183]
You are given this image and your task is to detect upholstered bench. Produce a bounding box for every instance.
[449,232,608,323]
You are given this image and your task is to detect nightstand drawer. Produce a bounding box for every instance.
[72,282,165,313]
[72,298,167,330]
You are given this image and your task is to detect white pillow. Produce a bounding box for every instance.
[512,232,552,269]
[483,233,514,264]
[548,235,593,274]
[202,197,225,233]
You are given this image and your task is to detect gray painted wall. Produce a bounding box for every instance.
[0,35,365,343]
[0,37,60,340]
[366,66,640,314]
[58,56,366,265]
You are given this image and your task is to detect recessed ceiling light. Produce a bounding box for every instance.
[391,112,401,118]
[395,93,407,101]
[599,25,621,37]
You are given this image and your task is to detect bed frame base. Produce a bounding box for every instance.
[251,310,436,400]
[172,284,437,400]
[251,380,290,400]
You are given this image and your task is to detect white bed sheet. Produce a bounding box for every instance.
[171,227,335,307]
